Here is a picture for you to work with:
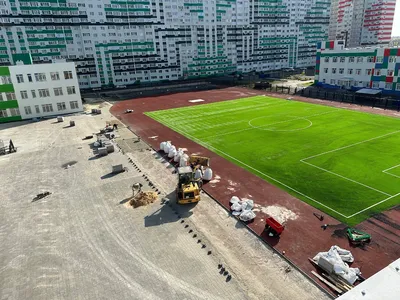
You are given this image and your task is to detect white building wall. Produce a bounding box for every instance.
[9,62,82,120]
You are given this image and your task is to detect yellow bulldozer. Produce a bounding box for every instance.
[176,166,202,204]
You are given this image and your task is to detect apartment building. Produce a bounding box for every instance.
[0,57,82,123]
[0,0,330,90]
[315,40,400,95]
[328,0,397,48]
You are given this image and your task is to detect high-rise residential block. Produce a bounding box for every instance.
[329,0,397,47]
[0,0,330,90]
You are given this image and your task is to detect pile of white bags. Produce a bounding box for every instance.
[180,153,189,167]
[168,145,176,158]
[313,246,360,285]
[163,141,171,154]
[160,141,166,152]
[174,148,184,162]
[202,167,213,181]
[229,196,256,222]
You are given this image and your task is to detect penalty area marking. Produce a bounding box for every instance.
[382,164,400,179]
[152,116,400,220]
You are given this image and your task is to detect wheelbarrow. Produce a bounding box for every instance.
[264,217,285,236]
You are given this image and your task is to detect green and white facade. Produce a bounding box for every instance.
[0,0,330,90]
[0,58,82,123]
[315,40,400,95]
[0,66,20,123]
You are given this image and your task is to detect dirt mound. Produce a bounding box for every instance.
[129,191,158,208]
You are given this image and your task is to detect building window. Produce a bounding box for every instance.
[367,56,374,62]
[64,71,73,79]
[356,69,361,75]
[339,68,344,74]
[31,90,36,98]
[27,74,32,82]
[20,90,28,99]
[372,81,379,88]
[330,79,336,85]
[34,73,46,82]
[16,74,24,83]
[332,68,336,74]
[54,87,63,96]
[340,57,345,63]
[322,79,326,83]
[70,101,79,109]
[1,76,11,84]
[0,94,2,101]
[389,56,396,63]
[385,83,392,90]
[67,86,76,95]
[375,70,381,76]
[358,81,363,87]
[24,106,32,115]
[51,72,60,81]
[366,69,372,75]
[348,69,353,75]
[9,108,20,116]
[57,102,66,111]
[357,57,363,63]
[6,92,16,100]
[387,70,394,76]
[38,88,50,98]
[35,105,40,114]
[376,57,383,63]
[396,83,400,91]
[324,68,328,73]
[349,57,355,62]
[332,57,337,62]
[42,104,53,113]
[0,110,8,118]
[324,57,329,62]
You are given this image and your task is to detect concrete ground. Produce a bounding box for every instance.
[0,104,329,300]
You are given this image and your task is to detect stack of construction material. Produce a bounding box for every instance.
[129,191,158,208]
[230,196,256,222]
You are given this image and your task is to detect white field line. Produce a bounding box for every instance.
[153,96,277,118]
[345,192,400,219]
[203,109,339,139]
[302,130,400,161]
[156,117,349,218]
[300,130,400,197]
[382,164,400,179]
[159,102,276,124]
[166,100,285,123]
[154,110,400,219]
[382,163,400,172]
[301,160,391,196]
[168,101,292,136]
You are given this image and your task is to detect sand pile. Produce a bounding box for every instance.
[129,191,158,208]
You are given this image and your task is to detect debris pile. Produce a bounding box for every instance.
[229,196,256,222]
[129,191,158,208]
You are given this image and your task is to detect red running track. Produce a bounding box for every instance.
[110,87,400,294]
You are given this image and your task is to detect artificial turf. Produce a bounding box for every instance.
[146,96,400,225]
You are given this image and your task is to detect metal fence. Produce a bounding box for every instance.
[268,85,400,112]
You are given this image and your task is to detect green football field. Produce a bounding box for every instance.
[146,96,400,225]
